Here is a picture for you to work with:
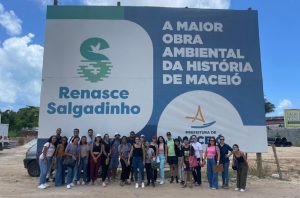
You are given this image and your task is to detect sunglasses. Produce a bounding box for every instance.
[220,139,225,141]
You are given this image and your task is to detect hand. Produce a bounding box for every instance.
[143,161,145,166]
[72,155,76,160]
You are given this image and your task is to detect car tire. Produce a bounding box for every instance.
[27,160,40,177]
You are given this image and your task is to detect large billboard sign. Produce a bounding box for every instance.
[39,6,267,152]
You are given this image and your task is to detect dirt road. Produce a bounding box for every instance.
[0,145,299,198]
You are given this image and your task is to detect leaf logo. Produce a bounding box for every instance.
[77,37,113,82]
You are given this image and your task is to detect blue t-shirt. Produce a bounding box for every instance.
[218,144,233,164]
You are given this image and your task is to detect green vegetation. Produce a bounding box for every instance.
[265,98,275,114]
[0,106,39,137]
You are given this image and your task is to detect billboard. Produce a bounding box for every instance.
[284,109,300,128]
[39,6,267,152]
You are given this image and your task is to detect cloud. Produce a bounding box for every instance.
[0,33,43,109]
[82,0,231,9]
[276,99,293,115]
[0,3,22,36]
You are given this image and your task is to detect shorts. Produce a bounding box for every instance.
[167,156,178,165]
[109,157,119,169]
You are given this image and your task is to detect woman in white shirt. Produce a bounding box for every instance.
[38,135,57,189]
[191,135,203,186]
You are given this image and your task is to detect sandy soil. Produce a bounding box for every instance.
[0,145,299,198]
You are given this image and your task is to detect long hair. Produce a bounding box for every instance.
[208,137,216,147]
[157,136,166,148]
[80,136,87,145]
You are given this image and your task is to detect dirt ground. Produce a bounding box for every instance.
[0,145,299,198]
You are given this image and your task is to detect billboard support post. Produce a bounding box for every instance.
[256,153,263,178]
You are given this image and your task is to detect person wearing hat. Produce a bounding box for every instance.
[109,133,121,181]
[166,132,179,183]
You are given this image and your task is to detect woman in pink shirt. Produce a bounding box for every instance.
[204,137,220,190]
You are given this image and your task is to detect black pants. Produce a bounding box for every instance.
[101,156,110,182]
[145,163,154,184]
[153,168,157,181]
[192,158,202,184]
[120,159,131,182]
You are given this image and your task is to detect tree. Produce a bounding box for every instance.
[265,98,275,114]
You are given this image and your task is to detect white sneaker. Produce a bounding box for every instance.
[102,182,106,187]
[235,188,240,191]
[82,182,85,185]
[141,182,145,188]
[135,183,139,188]
[77,181,80,185]
[66,184,71,189]
[240,189,246,192]
[70,183,75,187]
[38,184,46,189]
[159,181,164,185]
[43,183,49,188]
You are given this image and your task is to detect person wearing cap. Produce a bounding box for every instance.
[109,133,121,181]
[166,132,179,183]
[140,134,146,146]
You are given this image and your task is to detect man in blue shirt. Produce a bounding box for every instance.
[218,136,233,188]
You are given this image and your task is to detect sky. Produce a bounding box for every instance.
[0,0,299,117]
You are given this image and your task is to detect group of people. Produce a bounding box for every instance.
[38,128,249,192]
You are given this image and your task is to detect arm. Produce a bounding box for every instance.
[127,145,133,164]
[216,147,220,164]
[142,147,146,165]
[102,144,107,156]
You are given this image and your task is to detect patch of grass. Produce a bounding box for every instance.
[8,130,20,138]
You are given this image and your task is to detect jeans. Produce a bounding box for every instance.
[120,158,131,182]
[192,158,202,184]
[77,156,88,182]
[67,165,76,185]
[178,157,183,181]
[207,158,218,189]
[159,154,165,182]
[55,156,65,186]
[132,157,144,181]
[222,162,230,186]
[145,163,154,183]
[38,157,52,185]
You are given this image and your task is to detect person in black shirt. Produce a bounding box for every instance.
[174,138,184,184]
[181,136,194,188]
[101,134,111,187]
[218,136,233,188]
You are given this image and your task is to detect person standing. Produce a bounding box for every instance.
[89,135,102,185]
[38,135,57,189]
[145,141,155,187]
[109,133,121,182]
[166,132,178,183]
[174,138,184,184]
[229,144,248,192]
[218,136,233,188]
[55,128,62,145]
[65,136,80,189]
[150,135,158,182]
[54,136,68,186]
[119,136,132,186]
[101,134,111,187]
[128,137,145,189]
[77,136,89,185]
[128,131,136,182]
[181,136,194,188]
[191,135,203,186]
[68,128,80,143]
[86,129,95,183]
[157,136,167,185]
[204,137,220,190]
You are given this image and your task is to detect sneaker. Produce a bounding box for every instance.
[170,176,174,183]
[135,183,139,189]
[82,182,85,185]
[70,183,75,187]
[175,176,179,183]
[77,181,80,185]
[235,188,240,191]
[146,182,150,186]
[141,182,145,188]
[159,181,164,185]
[102,182,106,187]
[38,184,46,189]
[44,183,49,188]
[240,189,246,192]
[211,187,217,190]
[66,184,71,189]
